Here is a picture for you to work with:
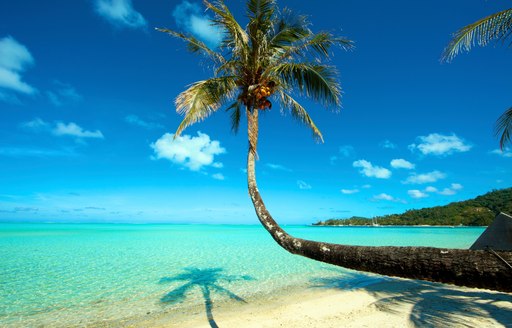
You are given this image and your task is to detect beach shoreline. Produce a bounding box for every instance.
[109,274,512,328]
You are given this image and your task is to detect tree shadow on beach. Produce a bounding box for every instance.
[159,267,254,328]
[310,269,512,327]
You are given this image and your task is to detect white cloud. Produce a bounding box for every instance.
[172,1,222,48]
[211,173,225,180]
[0,36,36,96]
[490,148,512,158]
[451,183,463,190]
[297,180,312,190]
[403,171,446,184]
[372,193,394,201]
[21,118,49,130]
[439,183,463,196]
[266,163,292,171]
[151,132,226,171]
[53,122,104,139]
[95,0,147,29]
[353,160,391,179]
[22,118,104,140]
[425,186,438,193]
[390,158,415,170]
[380,140,397,149]
[408,189,428,199]
[341,189,359,194]
[125,114,163,130]
[362,184,372,189]
[211,162,223,168]
[409,133,471,156]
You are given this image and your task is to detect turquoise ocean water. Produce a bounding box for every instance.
[0,224,484,327]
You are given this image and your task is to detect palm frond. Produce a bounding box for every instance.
[442,8,512,62]
[495,107,512,150]
[247,0,276,43]
[225,100,242,134]
[278,91,324,142]
[269,9,310,48]
[204,0,249,55]
[271,63,342,108]
[175,76,237,136]
[155,28,225,64]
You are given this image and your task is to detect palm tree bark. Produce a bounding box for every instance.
[246,109,512,293]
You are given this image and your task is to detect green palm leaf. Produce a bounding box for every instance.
[271,63,342,107]
[442,8,512,62]
[155,28,225,64]
[278,91,324,142]
[175,76,237,137]
[204,0,249,56]
[495,107,512,150]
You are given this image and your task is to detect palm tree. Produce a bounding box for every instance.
[442,7,512,150]
[157,0,512,292]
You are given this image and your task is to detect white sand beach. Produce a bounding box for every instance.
[130,275,512,328]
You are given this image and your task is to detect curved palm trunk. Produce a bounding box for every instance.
[246,108,512,292]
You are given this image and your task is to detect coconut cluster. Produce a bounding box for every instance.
[255,84,273,110]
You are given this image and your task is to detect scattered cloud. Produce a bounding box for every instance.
[53,122,104,139]
[403,170,446,184]
[21,118,103,139]
[425,186,438,193]
[372,193,394,201]
[95,0,147,29]
[125,114,163,130]
[46,81,82,107]
[380,140,397,149]
[172,1,223,48]
[297,180,312,190]
[21,118,49,130]
[438,183,463,196]
[212,173,225,180]
[490,148,512,158]
[408,189,428,199]
[151,132,226,171]
[372,193,406,203]
[353,160,391,179]
[341,189,359,194]
[409,133,471,156]
[362,184,372,189]
[266,163,292,172]
[0,36,36,98]
[390,158,415,170]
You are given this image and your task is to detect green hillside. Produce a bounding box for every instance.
[314,188,512,226]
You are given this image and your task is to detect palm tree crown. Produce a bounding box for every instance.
[157,0,353,146]
[442,7,512,149]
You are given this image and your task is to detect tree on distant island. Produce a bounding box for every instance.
[315,188,512,226]
[157,0,511,292]
[442,7,512,149]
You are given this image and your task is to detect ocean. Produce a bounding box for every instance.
[0,223,484,327]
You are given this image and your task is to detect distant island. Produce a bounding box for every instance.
[313,188,512,226]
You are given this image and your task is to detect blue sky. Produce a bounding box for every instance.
[0,0,511,224]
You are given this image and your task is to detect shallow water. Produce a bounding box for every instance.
[0,223,484,327]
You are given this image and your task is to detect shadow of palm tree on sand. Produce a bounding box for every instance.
[311,270,512,327]
[159,267,254,328]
